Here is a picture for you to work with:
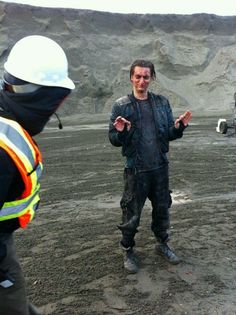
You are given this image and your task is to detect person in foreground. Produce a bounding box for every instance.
[109,59,192,273]
[0,35,75,314]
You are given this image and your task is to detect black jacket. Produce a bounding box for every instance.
[0,111,25,233]
[109,92,186,167]
[0,85,70,233]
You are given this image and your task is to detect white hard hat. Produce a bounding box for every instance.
[4,35,75,90]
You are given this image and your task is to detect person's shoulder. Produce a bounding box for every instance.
[115,95,131,106]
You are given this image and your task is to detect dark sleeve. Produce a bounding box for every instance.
[165,99,187,141]
[108,103,128,147]
[0,149,25,232]
[171,121,187,140]
[0,149,18,209]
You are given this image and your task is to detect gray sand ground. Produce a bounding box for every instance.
[15,115,236,315]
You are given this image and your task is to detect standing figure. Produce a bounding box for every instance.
[109,59,192,273]
[0,35,75,314]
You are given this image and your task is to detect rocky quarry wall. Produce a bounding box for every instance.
[1,2,236,116]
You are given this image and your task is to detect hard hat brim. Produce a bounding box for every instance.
[3,71,29,85]
[59,77,75,90]
[3,67,75,90]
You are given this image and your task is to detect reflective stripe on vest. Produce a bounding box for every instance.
[0,117,43,227]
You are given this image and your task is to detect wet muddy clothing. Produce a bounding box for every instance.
[136,98,166,170]
[109,92,186,248]
[109,92,185,168]
[119,166,171,248]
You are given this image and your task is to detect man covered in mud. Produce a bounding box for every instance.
[109,59,192,273]
[0,35,74,314]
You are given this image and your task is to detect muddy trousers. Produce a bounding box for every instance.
[0,232,40,315]
[119,165,171,249]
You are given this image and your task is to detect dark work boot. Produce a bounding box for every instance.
[156,243,181,265]
[122,247,138,273]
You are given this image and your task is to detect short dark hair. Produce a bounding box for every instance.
[129,59,156,80]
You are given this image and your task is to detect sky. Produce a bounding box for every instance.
[1,0,236,16]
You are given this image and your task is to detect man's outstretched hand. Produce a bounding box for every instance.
[113,116,131,132]
[175,110,192,128]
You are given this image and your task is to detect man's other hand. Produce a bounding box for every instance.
[113,116,131,132]
[175,110,192,128]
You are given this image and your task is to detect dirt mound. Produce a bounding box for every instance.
[0,2,236,115]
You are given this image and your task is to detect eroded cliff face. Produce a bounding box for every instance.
[1,1,236,115]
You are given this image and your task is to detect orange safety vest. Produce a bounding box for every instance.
[0,116,43,228]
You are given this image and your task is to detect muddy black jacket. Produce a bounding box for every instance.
[109,92,186,168]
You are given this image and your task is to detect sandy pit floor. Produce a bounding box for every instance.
[15,115,236,315]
